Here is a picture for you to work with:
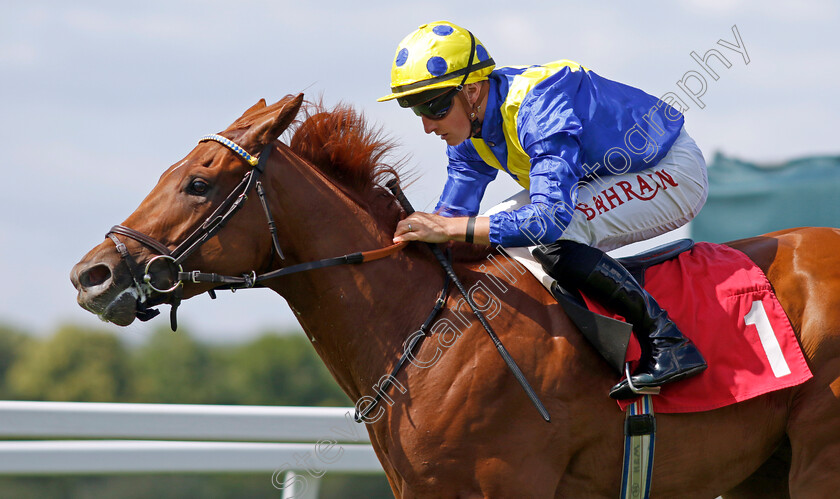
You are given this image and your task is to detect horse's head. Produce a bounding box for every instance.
[70,94,303,326]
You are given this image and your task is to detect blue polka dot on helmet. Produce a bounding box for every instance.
[395,48,409,67]
[432,24,454,36]
[378,21,495,103]
[426,56,448,76]
[394,48,408,66]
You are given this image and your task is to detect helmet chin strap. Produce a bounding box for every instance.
[458,82,489,138]
[452,30,487,139]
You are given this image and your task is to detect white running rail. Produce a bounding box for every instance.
[0,401,384,499]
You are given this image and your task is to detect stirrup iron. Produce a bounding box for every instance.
[624,362,661,396]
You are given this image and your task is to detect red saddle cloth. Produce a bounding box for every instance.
[583,242,813,413]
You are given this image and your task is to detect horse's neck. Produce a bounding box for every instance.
[262,151,441,399]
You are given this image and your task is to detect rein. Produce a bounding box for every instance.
[106,134,406,330]
[355,266,451,423]
[182,240,407,288]
[386,180,551,423]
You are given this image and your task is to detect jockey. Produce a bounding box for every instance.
[379,21,707,399]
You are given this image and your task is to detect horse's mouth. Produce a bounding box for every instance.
[80,281,170,327]
[82,285,141,326]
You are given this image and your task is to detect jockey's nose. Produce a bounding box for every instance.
[421,116,438,134]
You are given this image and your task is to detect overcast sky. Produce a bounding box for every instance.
[1,1,838,343]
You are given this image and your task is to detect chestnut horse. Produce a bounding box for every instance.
[71,95,840,497]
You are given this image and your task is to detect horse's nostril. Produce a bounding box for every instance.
[80,264,113,288]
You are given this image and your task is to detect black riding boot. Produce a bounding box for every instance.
[533,240,707,399]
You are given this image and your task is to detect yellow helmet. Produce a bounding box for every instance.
[378,21,495,105]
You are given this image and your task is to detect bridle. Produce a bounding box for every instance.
[106,133,406,330]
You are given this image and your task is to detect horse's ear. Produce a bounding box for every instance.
[240,93,304,151]
[242,98,268,117]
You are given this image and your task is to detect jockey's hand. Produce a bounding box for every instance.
[393,213,489,245]
[394,212,461,244]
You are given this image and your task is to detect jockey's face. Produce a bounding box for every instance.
[418,82,487,147]
[420,89,473,146]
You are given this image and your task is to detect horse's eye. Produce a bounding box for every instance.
[187,178,210,195]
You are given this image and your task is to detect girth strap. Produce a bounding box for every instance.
[621,395,656,499]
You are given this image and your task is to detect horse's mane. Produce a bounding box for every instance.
[226,97,404,197]
[287,100,405,196]
[286,99,411,236]
[288,99,492,263]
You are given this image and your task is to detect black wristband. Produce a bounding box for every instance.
[465,216,476,244]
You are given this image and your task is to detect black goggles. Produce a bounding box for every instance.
[404,87,460,120]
